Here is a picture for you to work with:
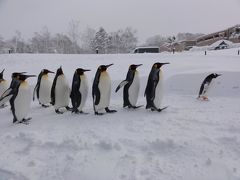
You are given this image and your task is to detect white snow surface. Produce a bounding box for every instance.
[0,48,240,180]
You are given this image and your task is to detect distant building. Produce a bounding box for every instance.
[196,24,240,46]
[214,41,229,50]
[159,40,196,52]
[133,46,159,53]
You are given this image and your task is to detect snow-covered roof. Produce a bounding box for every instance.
[210,40,233,48]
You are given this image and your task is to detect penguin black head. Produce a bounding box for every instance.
[0,69,5,80]
[18,74,36,81]
[56,66,64,76]
[98,64,113,72]
[42,69,54,75]
[153,62,170,69]
[11,72,27,79]
[129,64,142,71]
[212,73,221,78]
[76,68,91,75]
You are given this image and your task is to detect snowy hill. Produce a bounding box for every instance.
[0,49,240,180]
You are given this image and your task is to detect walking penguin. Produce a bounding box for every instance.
[33,69,54,107]
[145,62,169,112]
[51,66,71,114]
[0,74,36,124]
[70,68,90,114]
[92,64,117,115]
[115,64,142,109]
[197,73,221,101]
[0,72,26,108]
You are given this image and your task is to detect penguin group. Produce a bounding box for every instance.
[0,62,221,124]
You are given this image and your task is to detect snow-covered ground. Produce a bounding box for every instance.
[0,48,240,180]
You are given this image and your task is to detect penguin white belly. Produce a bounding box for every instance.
[153,71,163,109]
[39,78,52,104]
[96,72,111,112]
[54,75,70,109]
[78,75,88,111]
[14,82,31,121]
[128,73,140,106]
[0,81,8,97]
[202,81,214,97]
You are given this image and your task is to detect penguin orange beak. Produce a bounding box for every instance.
[106,64,114,68]
[83,69,91,72]
[136,64,143,67]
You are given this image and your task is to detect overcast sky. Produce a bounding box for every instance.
[0,0,240,43]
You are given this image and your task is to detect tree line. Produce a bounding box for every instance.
[0,21,203,54]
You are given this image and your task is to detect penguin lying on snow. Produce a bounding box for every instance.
[70,68,90,114]
[51,66,71,114]
[33,69,54,107]
[115,64,142,109]
[145,62,169,112]
[92,64,117,115]
[198,73,221,101]
[0,69,8,108]
[0,74,36,124]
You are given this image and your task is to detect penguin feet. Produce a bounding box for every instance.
[80,111,89,115]
[129,105,143,109]
[15,118,32,125]
[66,106,73,111]
[202,96,209,101]
[72,108,80,114]
[105,107,117,113]
[42,104,50,108]
[95,111,104,115]
[198,96,209,101]
[55,109,64,114]
[150,106,168,112]
[72,109,89,115]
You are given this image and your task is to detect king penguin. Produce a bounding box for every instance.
[70,68,90,114]
[0,72,26,108]
[0,69,8,108]
[145,62,169,112]
[33,69,54,107]
[115,64,142,109]
[0,74,36,124]
[92,64,117,115]
[51,66,71,114]
[197,73,221,101]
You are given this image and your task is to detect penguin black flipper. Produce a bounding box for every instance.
[70,72,81,112]
[92,71,101,106]
[33,71,43,101]
[198,83,205,98]
[123,84,131,107]
[33,84,39,101]
[51,73,58,105]
[0,82,20,111]
[145,77,155,108]
[115,80,129,92]
[0,87,17,107]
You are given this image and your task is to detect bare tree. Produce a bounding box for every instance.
[80,27,96,53]
[68,20,81,53]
